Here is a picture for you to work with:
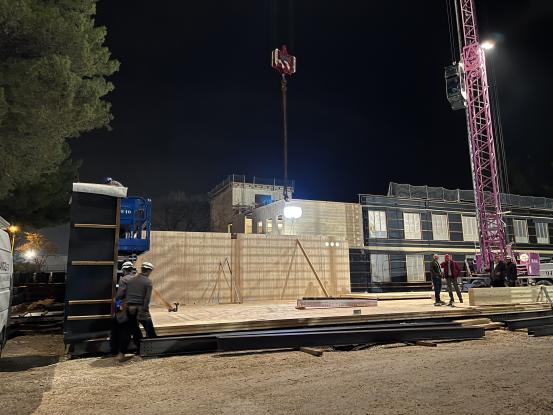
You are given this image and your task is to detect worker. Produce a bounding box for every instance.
[104,176,124,187]
[441,254,463,306]
[490,254,506,287]
[117,262,156,358]
[110,261,139,355]
[430,254,445,306]
[505,256,518,287]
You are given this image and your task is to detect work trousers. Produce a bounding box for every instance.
[445,277,462,302]
[119,310,142,354]
[140,317,157,338]
[491,277,505,287]
[432,276,442,303]
[119,307,157,353]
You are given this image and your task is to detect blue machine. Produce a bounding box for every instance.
[119,197,152,255]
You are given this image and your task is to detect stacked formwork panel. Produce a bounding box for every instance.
[138,232,350,304]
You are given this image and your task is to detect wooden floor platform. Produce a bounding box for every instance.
[150,297,551,336]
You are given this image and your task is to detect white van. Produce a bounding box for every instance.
[0,217,13,356]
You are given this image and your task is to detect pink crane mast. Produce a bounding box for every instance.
[457,0,506,269]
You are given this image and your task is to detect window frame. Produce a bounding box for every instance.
[370,254,391,283]
[368,210,387,239]
[403,212,421,240]
[406,254,425,282]
[536,222,550,245]
[513,219,529,244]
[431,213,450,241]
[461,215,478,242]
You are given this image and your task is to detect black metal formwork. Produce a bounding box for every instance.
[528,325,553,337]
[64,190,121,346]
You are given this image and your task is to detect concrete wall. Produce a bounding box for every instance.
[138,231,350,304]
[251,199,364,248]
[210,180,291,233]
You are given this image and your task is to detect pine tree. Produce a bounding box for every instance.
[0,0,119,203]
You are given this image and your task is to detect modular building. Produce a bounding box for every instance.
[209,177,553,292]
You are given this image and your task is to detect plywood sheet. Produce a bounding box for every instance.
[138,232,351,305]
[468,286,553,306]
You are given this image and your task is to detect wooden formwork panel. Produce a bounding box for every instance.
[139,231,233,305]
[468,286,553,306]
[234,234,350,301]
[138,232,351,304]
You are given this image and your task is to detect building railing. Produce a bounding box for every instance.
[381,182,553,210]
[209,174,295,197]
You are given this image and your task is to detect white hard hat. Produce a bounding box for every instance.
[142,262,154,270]
[122,261,134,269]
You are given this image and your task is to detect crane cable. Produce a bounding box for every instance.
[445,0,458,62]
[488,52,511,201]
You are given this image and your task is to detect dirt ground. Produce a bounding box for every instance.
[1,330,553,415]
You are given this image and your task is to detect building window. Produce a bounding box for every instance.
[245,218,253,234]
[370,254,390,282]
[432,214,449,240]
[368,211,387,238]
[267,218,273,233]
[461,216,478,242]
[536,222,549,244]
[403,212,421,240]
[257,220,263,233]
[406,254,425,282]
[513,219,529,243]
[277,215,283,231]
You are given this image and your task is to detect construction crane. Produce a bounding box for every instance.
[445,0,506,272]
[445,0,553,286]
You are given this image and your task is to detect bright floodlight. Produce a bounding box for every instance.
[481,40,495,50]
[24,249,37,261]
[283,205,302,219]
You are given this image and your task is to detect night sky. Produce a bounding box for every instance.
[70,0,553,203]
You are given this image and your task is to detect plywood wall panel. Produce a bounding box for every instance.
[139,231,351,304]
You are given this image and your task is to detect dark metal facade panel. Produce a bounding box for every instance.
[65,192,120,344]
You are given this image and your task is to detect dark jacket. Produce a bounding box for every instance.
[491,260,506,281]
[441,260,461,278]
[430,260,442,278]
[116,273,153,311]
[505,261,518,281]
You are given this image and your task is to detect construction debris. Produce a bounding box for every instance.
[296,298,377,309]
[299,346,325,357]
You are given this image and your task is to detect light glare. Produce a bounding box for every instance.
[481,40,495,50]
[283,205,302,219]
[24,249,37,260]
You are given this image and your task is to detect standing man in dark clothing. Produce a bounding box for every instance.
[430,254,445,306]
[441,254,463,306]
[110,261,136,355]
[117,262,156,358]
[490,254,506,287]
[505,256,518,287]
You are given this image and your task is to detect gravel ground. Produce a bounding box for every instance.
[1,330,553,415]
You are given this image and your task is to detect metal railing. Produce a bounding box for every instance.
[209,174,295,197]
[385,183,553,210]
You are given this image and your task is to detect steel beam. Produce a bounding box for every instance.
[140,334,218,357]
[528,325,553,337]
[217,326,485,352]
[505,316,553,330]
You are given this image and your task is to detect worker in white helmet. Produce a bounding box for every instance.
[116,262,156,358]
